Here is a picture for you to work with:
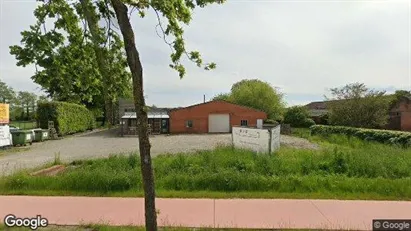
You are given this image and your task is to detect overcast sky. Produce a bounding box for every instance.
[0,0,410,107]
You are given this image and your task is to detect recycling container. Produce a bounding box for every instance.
[33,129,49,142]
[10,130,33,146]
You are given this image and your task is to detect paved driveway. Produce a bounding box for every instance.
[0,128,318,176]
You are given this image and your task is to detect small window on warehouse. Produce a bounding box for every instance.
[186,120,193,128]
[240,120,248,126]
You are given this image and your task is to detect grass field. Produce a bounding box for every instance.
[1,132,410,200]
[290,127,311,139]
[9,121,37,130]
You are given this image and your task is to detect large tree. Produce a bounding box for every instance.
[326,83,391,128]
[212,92,230,101]
[284,106,315,128]
[213,79,286,120]
[0,79,16,104]
[109,0,224,230]
[12,0,224,230]
[9,0,132,125]
[13,91,38,121]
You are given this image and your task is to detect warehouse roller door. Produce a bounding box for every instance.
[208,114,230,133]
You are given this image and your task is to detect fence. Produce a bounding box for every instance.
[232,125,281,154]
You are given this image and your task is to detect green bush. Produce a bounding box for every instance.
[310,125,411,147]
[284,106,315,128]
[263,119,278,125]
[303,118,316,127]
[37,101,95,136]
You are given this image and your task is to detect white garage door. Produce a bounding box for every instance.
[208,114,230,133]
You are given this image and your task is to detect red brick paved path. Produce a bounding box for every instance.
[1,196,410,230]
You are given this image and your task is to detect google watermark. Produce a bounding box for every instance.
[3,214,48,230]
[373,219,411,231]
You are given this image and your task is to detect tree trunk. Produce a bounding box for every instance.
[102,107,106,127]
[80,0,113,127]
[110,1,157,231]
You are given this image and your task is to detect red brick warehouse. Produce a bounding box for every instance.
[169,100,267,134]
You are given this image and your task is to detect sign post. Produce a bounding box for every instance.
[0,104,10,124]
[232,125,281,154]
[0,104,12,147]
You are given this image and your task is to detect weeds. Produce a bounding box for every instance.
[1,134,411,199]
[53,152,61,165]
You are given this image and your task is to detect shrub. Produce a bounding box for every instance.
[310,125,411,147]
[37,101,95,136]
[284,106,315,128]
[264,119,278,125]
[317,113,329,125]
[303,118,316,127]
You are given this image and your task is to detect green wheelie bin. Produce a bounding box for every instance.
[33,129,49,142]
[11,130,33,146]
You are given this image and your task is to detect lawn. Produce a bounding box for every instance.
[0,134,411,200]
[9,121,37,130]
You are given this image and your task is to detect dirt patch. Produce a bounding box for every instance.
[31,165,66,176]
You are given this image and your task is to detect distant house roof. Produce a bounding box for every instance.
[305,101,329,110]
[305,94,411,114]
[309,109,328,117]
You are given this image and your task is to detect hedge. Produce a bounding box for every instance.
[37,101,95,136]
[310,125,411,147]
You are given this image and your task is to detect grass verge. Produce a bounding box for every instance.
[0,134,410,200]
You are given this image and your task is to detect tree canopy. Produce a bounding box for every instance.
[284,106,315,128]
[0,79,16,104]
[9,0,132,123]
[213,79,285,120]
[16,91,38,120]
[326,82,391,128]
[11,0,225,229]
[107,1,225,230]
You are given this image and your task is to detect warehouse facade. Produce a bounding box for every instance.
[169,100,267,134]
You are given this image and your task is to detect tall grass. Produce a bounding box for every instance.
[290,127,311,139]
[2,134,411,199]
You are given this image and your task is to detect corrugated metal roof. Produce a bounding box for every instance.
[121,111,169,119]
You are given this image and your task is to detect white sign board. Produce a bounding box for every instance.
[0,125,12,147]
[270,125,281,152]
[232,127,270,153]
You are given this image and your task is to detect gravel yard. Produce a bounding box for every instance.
[0,128,318,176]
